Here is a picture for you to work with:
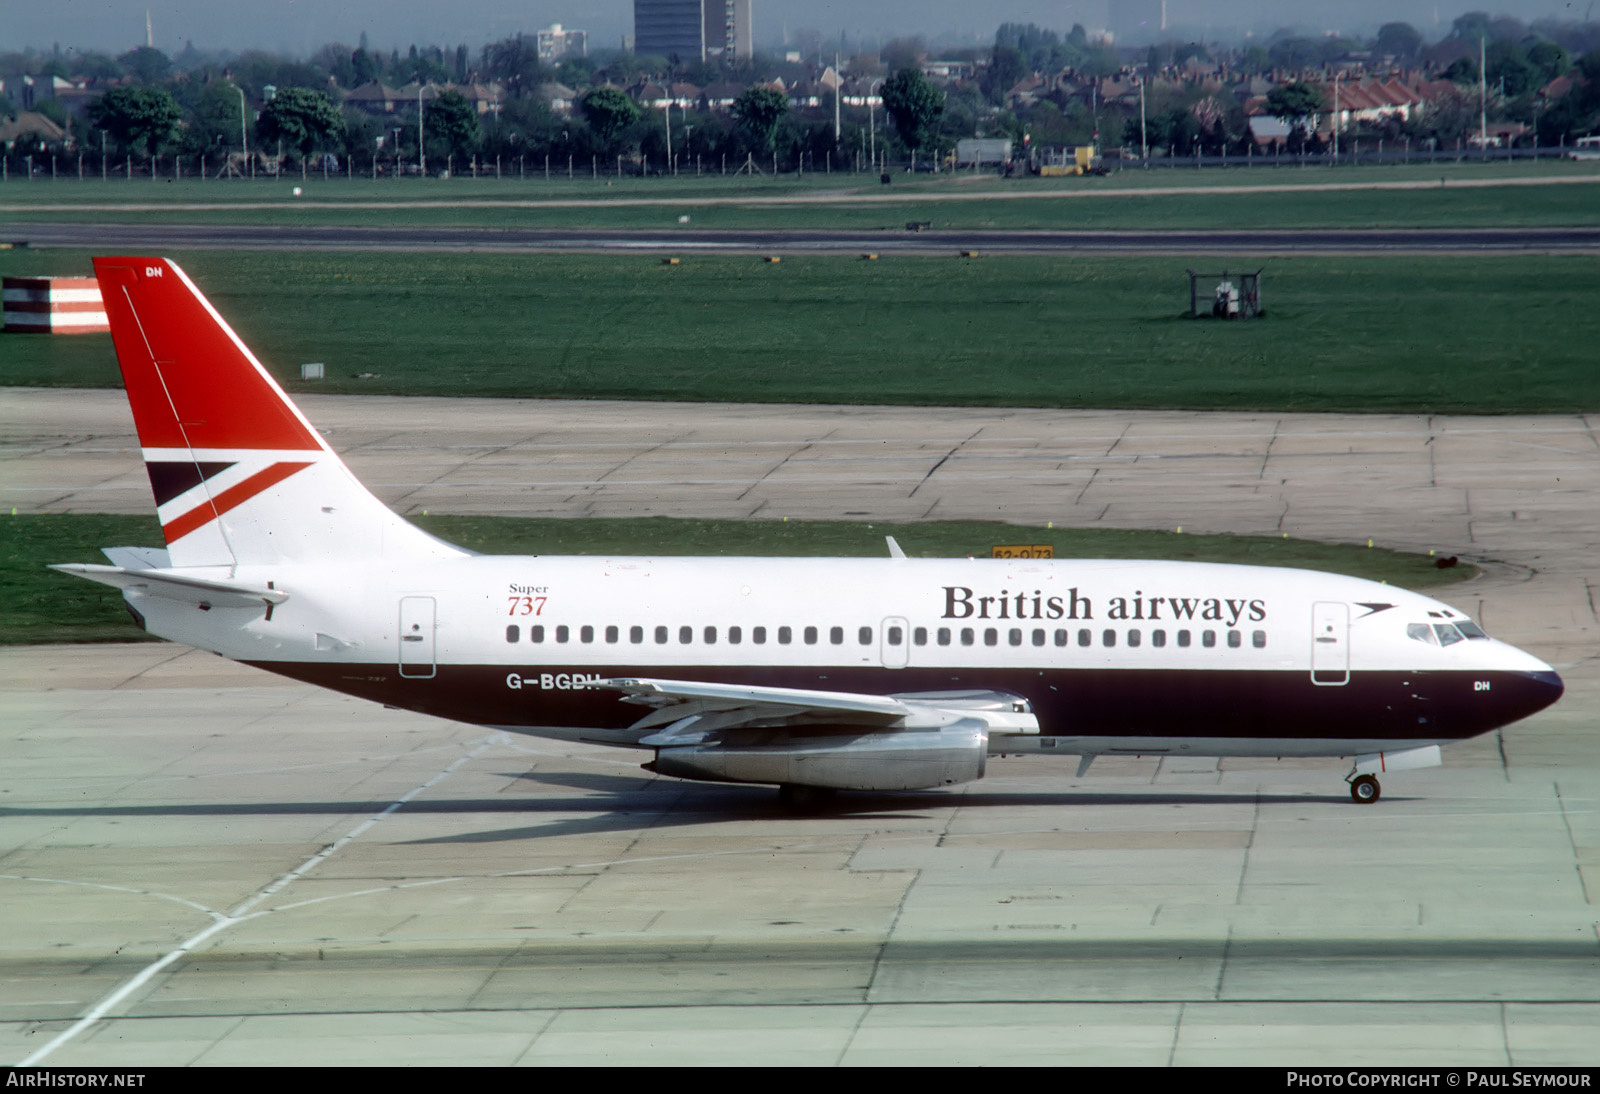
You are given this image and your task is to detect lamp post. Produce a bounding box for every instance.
[868,77,885,172]
[236,85,250,178]
[1332,72,1341,163]
[1139,75,1148,163]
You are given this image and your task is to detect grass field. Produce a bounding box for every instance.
[2,162,1597,231]
[3,249,1597,412]
[2,513,1471,645]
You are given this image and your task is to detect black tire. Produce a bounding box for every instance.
[1350,774,1381,804]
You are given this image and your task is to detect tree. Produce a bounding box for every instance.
[1486,40,1537,98]
[179,80,245,154]
[482,35,545,98]
[882,38,925,73]
[881,67,944,156]
[984,46,1027,105]
[731,84,788,155]
[1450,11,1496,43]
[1375,22,1423,60]
[117,46,172,85]
[1264,81,1323,138]
[351,47,379,86]
[89,86,182,158]
[1442,57,1480,85]
[256,87,344,157]
[581,86,640,153]
[426,89,479,161]
[1527,41,1570,85]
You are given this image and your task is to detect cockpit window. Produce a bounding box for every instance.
[1406,623,1437,645]
[1433,624,1464,646]
[1455,621,1488,640]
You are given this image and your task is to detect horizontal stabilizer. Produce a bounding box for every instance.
[50,563,287,609]
[101,546,172,570]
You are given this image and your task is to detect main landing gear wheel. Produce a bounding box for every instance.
[1349,774,1381,804]
[778,784,837,813]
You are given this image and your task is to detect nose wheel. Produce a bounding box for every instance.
[1348,774,1381,804]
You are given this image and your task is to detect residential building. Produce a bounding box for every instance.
[537,24,587,63]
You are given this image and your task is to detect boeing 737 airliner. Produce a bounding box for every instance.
[55,257,1564,807]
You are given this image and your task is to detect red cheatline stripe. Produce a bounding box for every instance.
[161,461,314,543]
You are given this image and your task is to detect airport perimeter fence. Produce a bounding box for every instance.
[0,141,1593,184]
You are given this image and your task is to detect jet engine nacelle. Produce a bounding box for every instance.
[648,719,989,790]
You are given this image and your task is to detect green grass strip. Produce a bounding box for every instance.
[5,249,1597,413]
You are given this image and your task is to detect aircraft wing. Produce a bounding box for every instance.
[595,677,1037,743]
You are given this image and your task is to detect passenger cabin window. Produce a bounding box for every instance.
[913,627,927,646]
[938,628,952,646]
[604,625,618,643]
[729,626,742,645]
[829,626,843,645]
[1202,630,1216,648]
[754,626,767,644]
[1151,630,1166,648]
[859,626,873,645]
[655,626,669,645]
[679,625,693,644]
[631,625,644,644]
[888,626,904,646]
[778,626,792,645]
[704,626,717,645]
[506,625,519,643]
[1227,630,1241,648]
[532,625,545,643]
[804,626,818,645]
[580,625,594,643]
[1177,630,1190,648]
[556,625,569,643]
[1253,630,1267,648]
[1127,629,1141,648]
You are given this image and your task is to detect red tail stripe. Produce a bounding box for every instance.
[161,461,314,544]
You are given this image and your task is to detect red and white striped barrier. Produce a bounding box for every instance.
[3,276,110,334]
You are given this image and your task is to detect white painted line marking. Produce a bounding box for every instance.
[16,732,503,1066]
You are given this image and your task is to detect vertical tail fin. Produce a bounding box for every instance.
[93,257,461,568]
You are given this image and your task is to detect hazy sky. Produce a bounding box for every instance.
[3,1,1584,57]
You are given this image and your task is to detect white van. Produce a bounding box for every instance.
[1568,135,1600,160]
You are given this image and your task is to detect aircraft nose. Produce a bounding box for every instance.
[1516,669,1565,718]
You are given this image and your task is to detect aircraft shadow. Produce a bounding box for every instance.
[0,784,1369,845]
